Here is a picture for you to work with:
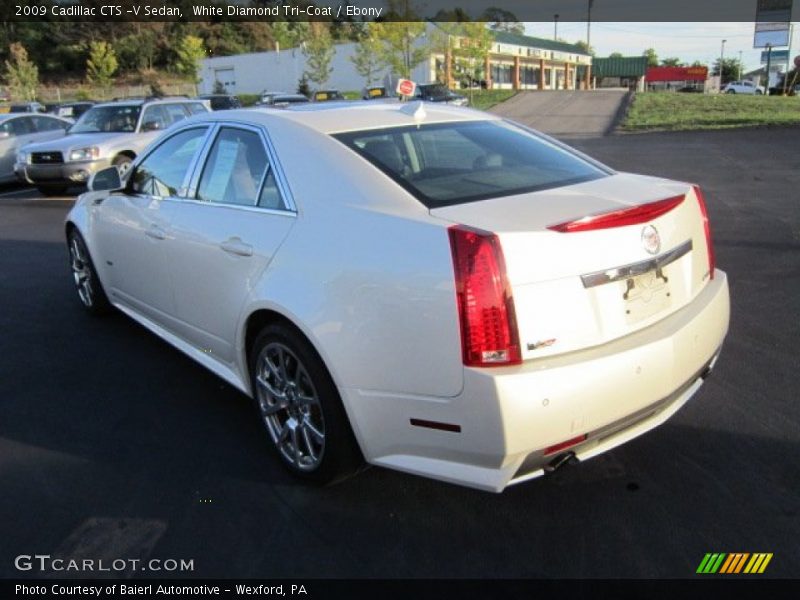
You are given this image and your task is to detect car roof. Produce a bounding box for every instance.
[0,113,68,122]
[188,101,497,134]
[94,98,203,109]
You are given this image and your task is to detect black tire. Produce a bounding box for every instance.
[37,185,69,196]
[67,229,112,316]
[755,89,763,95]
[726,89,735,94]
[112,154,133,176]
[250,323,363,485]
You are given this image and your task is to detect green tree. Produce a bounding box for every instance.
[609,52,624,58]
[3,42,38,101]
[454,22,493,101]
[303,23,334,89]
[643,48,659,67]
[375,3,428,81]
[574,40,595,56]
[85,41,118,93]
[175,35,206,91]
[712,57,744,85]
[660,57,684,67]
[350,24,385,87]
[481,8,525,35]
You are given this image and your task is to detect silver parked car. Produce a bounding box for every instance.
[15,97,208,195]
[0,113,71,184]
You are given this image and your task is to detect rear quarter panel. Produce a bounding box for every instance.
[240,120,464,399]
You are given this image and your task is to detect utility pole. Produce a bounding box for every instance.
[587,0,594,49]
[764,42,772,94]
[783,23,794,95]
[719,39,727,90]
[738,50,743,80]
[554,14,559,41]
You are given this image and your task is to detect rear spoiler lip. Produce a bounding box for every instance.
[547,194,686,233]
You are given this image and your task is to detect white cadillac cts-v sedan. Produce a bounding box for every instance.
[65,102,730,492]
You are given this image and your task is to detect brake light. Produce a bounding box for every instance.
[448,225,521,367]
[692,185,715,280]
[547,195,685,233]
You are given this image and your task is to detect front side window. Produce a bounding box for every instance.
[334,120,610,208]
[196,127,269,206]
[131,127,208,197]
[70,105,140,133]
[33,116,68,132]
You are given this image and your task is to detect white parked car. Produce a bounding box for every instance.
[722,80,765,94]
[65,103,730,492]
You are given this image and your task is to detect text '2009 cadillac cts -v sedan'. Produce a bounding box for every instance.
[65,102,730,492]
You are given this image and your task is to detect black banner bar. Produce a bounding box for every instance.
[2,0,799,23]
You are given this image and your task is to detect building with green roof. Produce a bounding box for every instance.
[431,24,594,91]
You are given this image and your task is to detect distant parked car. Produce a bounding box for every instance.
[312,90,345,102]
[363,86,389,100]
[722,81,764,95]
[0,113,71,183]
[414,83,468,106]
[260,91,290,105]
[48,102,96,120]
[261,94,310,108]
[198,94,242,111]
[15,96,208,195]
[8,102,47,113]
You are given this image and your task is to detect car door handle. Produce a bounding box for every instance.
[145,224,166,240]
[220,238,253,257]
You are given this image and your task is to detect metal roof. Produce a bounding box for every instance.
[492,31,591,56]
[592,56,649,78]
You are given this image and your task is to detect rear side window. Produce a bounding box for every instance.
[163,103,189,125]
[185,102,207,115]
[334,120,610,208]
[196,127,268,206]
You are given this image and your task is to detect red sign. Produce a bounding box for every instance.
[396,79,416,97]
[646,66,708,82]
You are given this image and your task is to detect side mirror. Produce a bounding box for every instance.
[141,120,161,132]
[88,166,123,192]
[0,131,10,140]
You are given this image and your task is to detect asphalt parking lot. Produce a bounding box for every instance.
[1,126,798,579]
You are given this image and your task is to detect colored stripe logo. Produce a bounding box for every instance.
[696,553,773,574]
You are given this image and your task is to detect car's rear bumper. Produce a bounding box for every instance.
[15,158,110,187]
[342,270,730,492]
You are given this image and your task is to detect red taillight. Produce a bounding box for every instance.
[448,225,521,367]
[547,195,685,233]
[692,185,715,280]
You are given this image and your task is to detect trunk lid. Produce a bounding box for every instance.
[432,173,713,360]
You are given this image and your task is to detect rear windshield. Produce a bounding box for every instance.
[333,120,610,208]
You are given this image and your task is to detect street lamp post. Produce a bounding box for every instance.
[554,14,560,41]
[719,39,727,90]
[738,50,743,80]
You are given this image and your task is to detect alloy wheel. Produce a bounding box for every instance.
[69,237,94,307]
[254,342,326,471]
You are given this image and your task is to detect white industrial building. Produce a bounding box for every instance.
[199,26,593,96]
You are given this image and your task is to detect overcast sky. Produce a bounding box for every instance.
[523,22,799,71]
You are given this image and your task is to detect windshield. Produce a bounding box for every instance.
[333,120,611,208]
[69,105,141,134]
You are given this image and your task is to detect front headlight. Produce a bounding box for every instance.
[69,147,100,161]
[17,151,29,164]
